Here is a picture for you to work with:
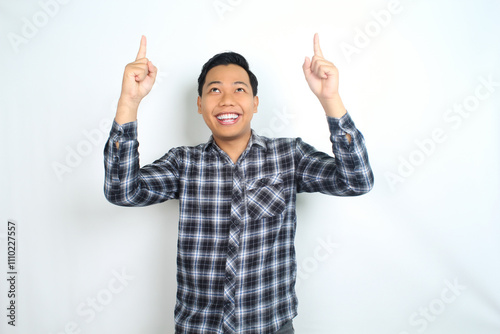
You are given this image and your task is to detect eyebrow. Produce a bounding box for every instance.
[206,81,249,88]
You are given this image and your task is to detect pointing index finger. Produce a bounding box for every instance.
[136,35,147,60]
[313,33,324,58]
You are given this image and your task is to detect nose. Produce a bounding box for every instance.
[219,92,235,106]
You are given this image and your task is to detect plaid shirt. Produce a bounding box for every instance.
[103,112,373,334]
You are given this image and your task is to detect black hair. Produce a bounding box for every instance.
[197,52,258,97]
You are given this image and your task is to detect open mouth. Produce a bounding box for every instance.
[216,113,240,125]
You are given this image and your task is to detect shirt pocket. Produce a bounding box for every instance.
[246,173,286,220]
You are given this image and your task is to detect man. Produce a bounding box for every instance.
[104,34,374,334]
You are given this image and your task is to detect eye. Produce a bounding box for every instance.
[209,87,220,93]
[236,87,245,92]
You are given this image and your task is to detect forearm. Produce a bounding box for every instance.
[103,121,179,206]
[319,93,346,118]
[103,121,141,205]
[319,94,351,143]
[114,97,140,125]
[326,113,373,195]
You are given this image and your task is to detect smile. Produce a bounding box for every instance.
[216,113,240,125]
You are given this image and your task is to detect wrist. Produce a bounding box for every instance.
[319,94,347,118]
[115,97,140,125]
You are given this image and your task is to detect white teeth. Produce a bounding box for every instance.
[217,113,239,120]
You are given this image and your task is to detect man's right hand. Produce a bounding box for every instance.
[115,35,158,124]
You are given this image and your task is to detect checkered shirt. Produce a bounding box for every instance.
[103,112,374,333]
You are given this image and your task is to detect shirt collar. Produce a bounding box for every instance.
[203,130,268,153]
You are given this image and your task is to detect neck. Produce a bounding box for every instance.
[213,131,252,164]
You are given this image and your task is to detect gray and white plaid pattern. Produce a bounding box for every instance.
[103,112,374,333]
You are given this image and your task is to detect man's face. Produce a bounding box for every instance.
[197,64,258,145]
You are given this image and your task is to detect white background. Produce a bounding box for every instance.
[1,0,499,333]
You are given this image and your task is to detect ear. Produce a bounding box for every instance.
[197,96,202,114]
[253,96,259,114]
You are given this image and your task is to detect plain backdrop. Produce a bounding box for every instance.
[1,0,499,333]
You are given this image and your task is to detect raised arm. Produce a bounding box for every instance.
[302,34,351,142]
[297,34,373,195]
[104,37,180,207]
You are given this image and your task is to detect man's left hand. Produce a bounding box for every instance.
[302,33,340,101]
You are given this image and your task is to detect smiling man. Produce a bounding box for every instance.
[104,34,374,334]
[197,60,259,163]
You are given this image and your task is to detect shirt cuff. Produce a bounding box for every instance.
[109,120,138,143]
[326,111,356,137]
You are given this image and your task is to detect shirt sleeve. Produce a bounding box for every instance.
[103,120,180,206]
[295,112,374,196]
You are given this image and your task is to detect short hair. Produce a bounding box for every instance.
[197,52,258,97]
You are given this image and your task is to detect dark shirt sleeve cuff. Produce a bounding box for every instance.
[326,111,356,137]
[109,120,138,143]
